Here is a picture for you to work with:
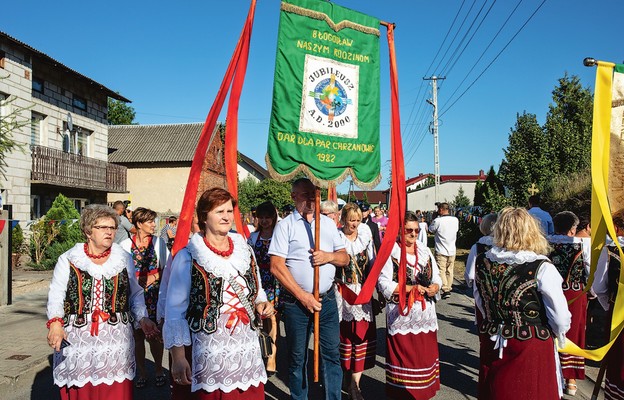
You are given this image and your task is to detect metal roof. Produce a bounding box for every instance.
[0,31,130,102]
[108,123,268,179]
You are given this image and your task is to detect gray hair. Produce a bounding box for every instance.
[320,200,339,214]
[479,213,498,236]
[81,204,118,236]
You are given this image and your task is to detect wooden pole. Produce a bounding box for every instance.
[313,186,321,382]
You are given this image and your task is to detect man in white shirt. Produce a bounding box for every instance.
[527,195,554,235]
[429,202,459,299]
[269,178,349,400]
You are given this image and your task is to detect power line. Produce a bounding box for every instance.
[432,0,478,75]
[439,0,548,117]
[439,0,491,77]
[441,0,498,78]
[443,0,524,106]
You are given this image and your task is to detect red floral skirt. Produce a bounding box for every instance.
[560,289,587,380]
[193,382,264,399]
[59,379,132,400]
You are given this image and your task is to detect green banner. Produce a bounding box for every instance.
[266,0,381,188]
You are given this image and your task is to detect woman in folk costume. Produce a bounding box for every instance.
[593,213,624,400]
[120,207,170,388]
[46,204,159,400]
[474,207,571,399]
[334,202,377,400]
[547,211,591,396]
[164,188,274,399]
[247,200,281,376]
[377,211,442,400]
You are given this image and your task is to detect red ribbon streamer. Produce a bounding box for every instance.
[338,24,409,315]
[172,0,257,256]
[328,182,337,203]
[225,309,251,332]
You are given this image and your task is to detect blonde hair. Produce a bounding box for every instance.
[493,207,550,255]
[340,203,362,226]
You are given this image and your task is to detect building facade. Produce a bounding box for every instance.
[406,170,486,211]
[107,123,268,215]
[0,31,127,222]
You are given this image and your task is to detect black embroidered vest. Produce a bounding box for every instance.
[336,249,369,285]
[549,241,586,291]
[475,255,552,341]
[607,245,621,307]
[63,263,132,328]
[476,241,492,256]
[390,254,434,302]
[186,254,260,334]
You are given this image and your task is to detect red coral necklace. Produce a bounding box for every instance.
[84,243,111,259]
[204,236,234,258]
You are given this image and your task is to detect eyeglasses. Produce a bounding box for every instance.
[404,228,418,234]
[321,212,335,216]
[92,225,117,232]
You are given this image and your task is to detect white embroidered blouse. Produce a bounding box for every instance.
[46,243,148,388]
[335,223,376,322]
[377,242,442,336]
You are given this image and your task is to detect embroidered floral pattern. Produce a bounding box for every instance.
[475,255,551,340]
[549,242,586,290]
[252,237,282,310]
[131,238,160,322]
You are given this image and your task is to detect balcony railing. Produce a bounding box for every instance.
[31,145,127,193]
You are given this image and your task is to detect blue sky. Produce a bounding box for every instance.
[2,1,622,192]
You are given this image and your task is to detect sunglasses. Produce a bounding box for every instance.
[404,228,418,234]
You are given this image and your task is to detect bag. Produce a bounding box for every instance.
[227,275,274,359]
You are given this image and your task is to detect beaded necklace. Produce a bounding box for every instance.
[83,243,111,260]
[204,235,234,257]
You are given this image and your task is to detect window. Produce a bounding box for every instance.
[30,195,41,220]
[32,77,44,94]
[62,122,91,156]
[72,95,86,111]
[30,112,45,145]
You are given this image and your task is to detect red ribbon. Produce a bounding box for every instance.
[337,24,409,315]
[172,0,257,256]
[408,287,427,312]
[225,309,250,332]
[90,309,110,336]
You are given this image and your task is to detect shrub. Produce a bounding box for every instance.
[30,194,84,270]
[11,224,24,254]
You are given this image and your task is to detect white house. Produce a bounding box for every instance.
[407,170,486,211]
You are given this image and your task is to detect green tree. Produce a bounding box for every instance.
[482,184,511,213]
[238,176,259,214]
[474,166,504,206]
[0,93,27,181]
[544,74,593,176]
[107,98,136,125]
[499,112,551,205]
[253,179,293,212]
[452,186,471,208]
[473,180,485,206]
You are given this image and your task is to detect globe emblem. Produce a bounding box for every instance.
[311,76,350,120]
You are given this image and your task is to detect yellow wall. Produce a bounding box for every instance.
[108,167,190,214]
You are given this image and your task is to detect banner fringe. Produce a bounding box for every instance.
[281,2,380,37]
[265,153,381,189]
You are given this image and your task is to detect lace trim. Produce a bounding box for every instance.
[547,235,582,244]
[335,284,373,322]
[339,224,373,255]
[386,302,438,336]
[485,246,549,264]
[477,236,494,245]
[390,242,431,268]
[163,319,192,349]
[187,233,252,278]
[65,243,128,280]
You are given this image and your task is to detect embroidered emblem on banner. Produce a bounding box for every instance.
[299,54,359,139]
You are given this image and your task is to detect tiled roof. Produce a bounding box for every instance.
[350,191,387,204]
[0,31,130,102]
[108,123,215,163]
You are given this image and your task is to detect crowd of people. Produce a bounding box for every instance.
[44,184,624,400]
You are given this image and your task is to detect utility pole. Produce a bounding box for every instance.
[424,75,445,204]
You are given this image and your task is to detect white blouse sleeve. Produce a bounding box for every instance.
[464,244,478,288]
[367,238,376,268]
[377,245,399,300]
[157,253,173,322]
[592,247,610,311]
[127,254,148,323]
[163,249,193,349]
[427,248,442,301]
[47,253,71,320]
[537,262,571,344]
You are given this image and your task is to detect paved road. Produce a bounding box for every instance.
[3,273,598,399]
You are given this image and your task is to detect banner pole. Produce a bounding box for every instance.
[313,186,321,382]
